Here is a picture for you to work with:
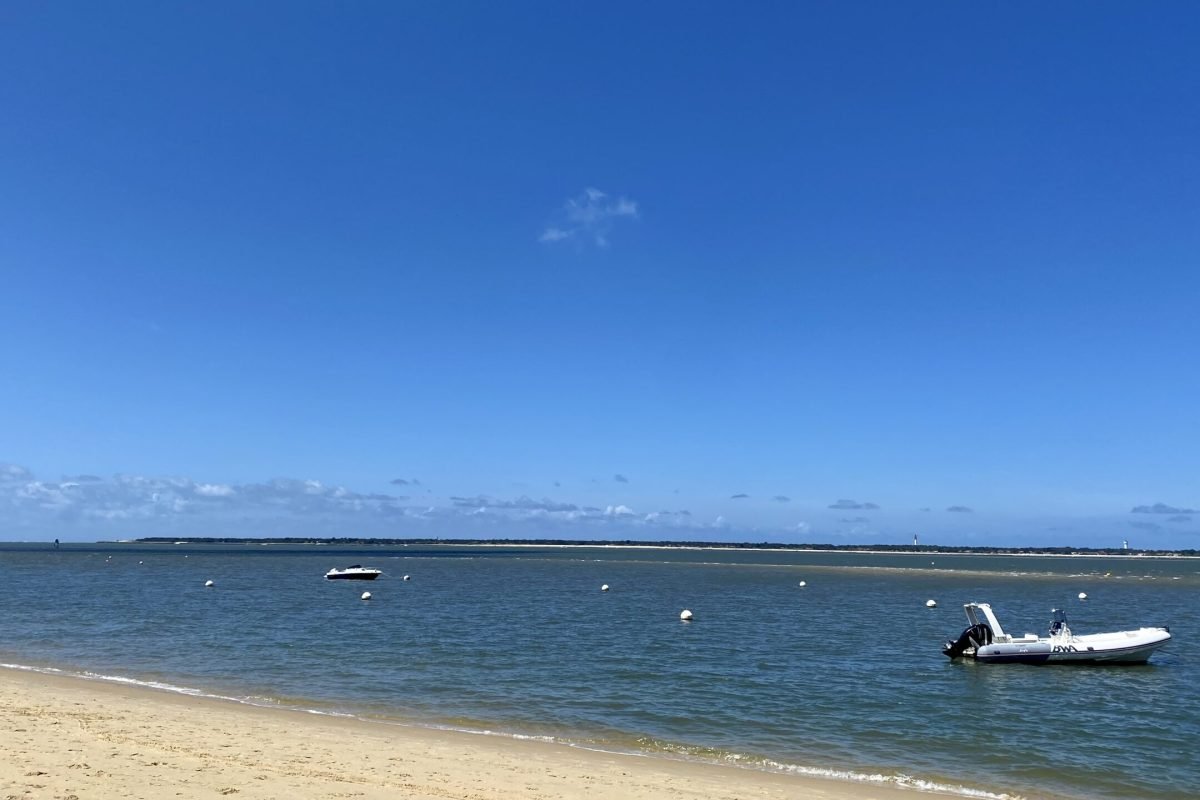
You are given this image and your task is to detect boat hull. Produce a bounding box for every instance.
[324,566,382,580]
[973,629,1171,665]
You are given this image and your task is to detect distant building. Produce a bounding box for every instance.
[1123,539,1129,550]
[913,534,919,546]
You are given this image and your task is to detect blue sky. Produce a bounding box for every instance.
[2,3,1197,547]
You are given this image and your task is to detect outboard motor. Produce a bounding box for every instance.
[942,623,993,659]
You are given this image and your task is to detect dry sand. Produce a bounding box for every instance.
[0,667,945,800]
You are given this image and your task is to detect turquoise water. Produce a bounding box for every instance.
[0,543,1195,799]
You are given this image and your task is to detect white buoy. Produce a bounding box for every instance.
[204,580,214,588]
[601,584,610,592]
[361,591,372,600]
[402,574,411,581]
[680,609,693,621]
[1078,592,1088,600]
[926,599,937,608]
[798,581,807,587]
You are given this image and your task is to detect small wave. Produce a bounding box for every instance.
[79,670,230,698]
[438,726,560,744]
[761,759,1021,799]
[627,737,1022,799]
[0,662,358,717]
[2,662,251,703]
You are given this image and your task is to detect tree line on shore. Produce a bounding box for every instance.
[131,536,1197,556]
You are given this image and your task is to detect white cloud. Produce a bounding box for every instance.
[538,227,570,243]
[540,187,639,248]
[1,463,33,481]
[0,467,413,534]
[0,463,883,543]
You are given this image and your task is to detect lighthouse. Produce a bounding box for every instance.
[913,533,919,546]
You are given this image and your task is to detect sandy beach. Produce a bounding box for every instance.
[0,667,941,800]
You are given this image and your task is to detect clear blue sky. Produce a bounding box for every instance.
[2,2,1197,547]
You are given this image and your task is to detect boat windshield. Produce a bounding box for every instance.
[1049,608,1068,636]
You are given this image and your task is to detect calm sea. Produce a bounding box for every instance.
[0,542,1195,799]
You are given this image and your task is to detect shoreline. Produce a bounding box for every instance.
[0,664,1022,800]
[42,538,1200,560]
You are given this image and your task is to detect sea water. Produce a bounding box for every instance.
[0,542,1196,799]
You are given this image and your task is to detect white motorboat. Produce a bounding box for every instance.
[943,602,1170,664]
[324,565,382,580]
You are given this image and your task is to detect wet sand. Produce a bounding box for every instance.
[0,666,948,800]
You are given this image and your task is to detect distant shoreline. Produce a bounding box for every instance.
[122,536,1200,558]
